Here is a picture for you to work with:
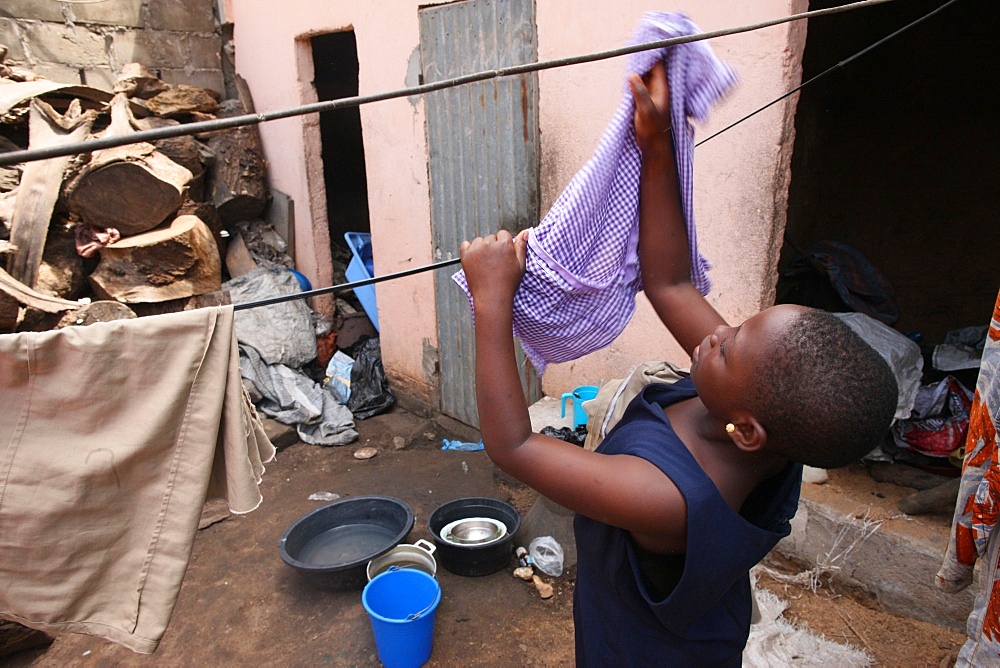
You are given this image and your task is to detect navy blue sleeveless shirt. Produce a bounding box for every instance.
[573,380,802,666]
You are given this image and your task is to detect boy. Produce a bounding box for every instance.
[459,62,897,665]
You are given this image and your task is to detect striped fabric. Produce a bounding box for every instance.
[453,12,737,373]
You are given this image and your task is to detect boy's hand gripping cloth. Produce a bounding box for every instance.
[452,12,737,373]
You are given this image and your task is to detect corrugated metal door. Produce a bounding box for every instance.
[420,0,540,428]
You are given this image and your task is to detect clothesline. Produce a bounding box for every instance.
[0,0,899,168]
[232,257,461,311]
[231,0,960,313]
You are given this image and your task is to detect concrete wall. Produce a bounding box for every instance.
[229,1,806,413]
[0,0,223,94]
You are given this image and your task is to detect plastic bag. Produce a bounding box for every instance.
[541,425,587,447]
[346,337,396,420]
[529,536,565,577]
[441,439,484,451]
[834,312,923,420]
[891,376,973,457]
[324,350,354,404]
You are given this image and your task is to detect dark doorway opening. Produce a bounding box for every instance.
[311,31,371,264]
[777,0,999,345]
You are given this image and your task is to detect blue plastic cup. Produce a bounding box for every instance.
[561,385,599,429]
[362,567,441,668]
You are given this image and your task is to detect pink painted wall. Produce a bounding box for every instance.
[229,1,452,406]
[228,0,806,413]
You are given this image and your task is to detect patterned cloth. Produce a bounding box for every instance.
[937,288,1000,666]
[453,12,737,373]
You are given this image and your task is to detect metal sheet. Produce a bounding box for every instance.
[420,0,540,428]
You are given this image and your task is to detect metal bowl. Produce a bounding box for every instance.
[440,517,507,546]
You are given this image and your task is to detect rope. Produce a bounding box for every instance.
[0,0,899,168]
[696,0,963,147]
[231,258,460,311]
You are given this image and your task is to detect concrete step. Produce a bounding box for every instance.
[779,465,974,631]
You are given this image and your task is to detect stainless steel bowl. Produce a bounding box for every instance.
[440,517,507,546]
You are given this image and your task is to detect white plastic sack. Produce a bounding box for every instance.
[529,536,565,577]
[835,312,922,420]
[225,266,317,368]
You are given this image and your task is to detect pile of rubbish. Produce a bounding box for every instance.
[230,222,394,447]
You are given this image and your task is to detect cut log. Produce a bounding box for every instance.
[224,230,257,279]
[113,62,170,100]
[898,477,962,515]
[0,80,126,120]
[0,166,17,192]
[0,264,82,312]
[153,134,214,202]
[88,214,221,303]
[177,198,223,243]
[127,289,230,318]
[64,93,193,236]
[206,78,269,225]
[36,226,88,299]
[0,136,19,192]
[145,84,220,119]
[7,98,96,289]
[868,461,954,491]
[56,300,137,328]
[0,188,16,226]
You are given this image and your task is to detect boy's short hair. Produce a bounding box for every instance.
[749,309,898,469]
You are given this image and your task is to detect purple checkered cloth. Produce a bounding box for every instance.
[453,12,737,374]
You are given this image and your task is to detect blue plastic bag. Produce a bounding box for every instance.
[441,439,485,451]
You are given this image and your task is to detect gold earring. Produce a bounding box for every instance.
[725,423,736,435]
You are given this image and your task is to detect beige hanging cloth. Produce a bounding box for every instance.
[0,305,275,653]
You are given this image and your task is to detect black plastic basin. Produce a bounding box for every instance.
[428,497,521,577]
[279,496,413,591]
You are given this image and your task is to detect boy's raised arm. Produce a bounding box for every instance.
[630,63,726,356]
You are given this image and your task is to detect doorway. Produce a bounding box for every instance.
[419,0,541,428]
[311,31,371,264]
[777,0,999,344]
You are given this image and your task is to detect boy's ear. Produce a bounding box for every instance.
[728,416,767,453]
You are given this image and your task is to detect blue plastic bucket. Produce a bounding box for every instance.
[362,567,441,668]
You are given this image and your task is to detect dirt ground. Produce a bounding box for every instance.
[9,404,966,667]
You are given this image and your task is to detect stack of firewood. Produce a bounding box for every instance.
[0,51,271,332]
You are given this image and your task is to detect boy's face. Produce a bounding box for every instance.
[689,304,809,422]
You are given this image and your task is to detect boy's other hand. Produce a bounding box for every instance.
[628,62,672,158]
[460,228,528,307]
